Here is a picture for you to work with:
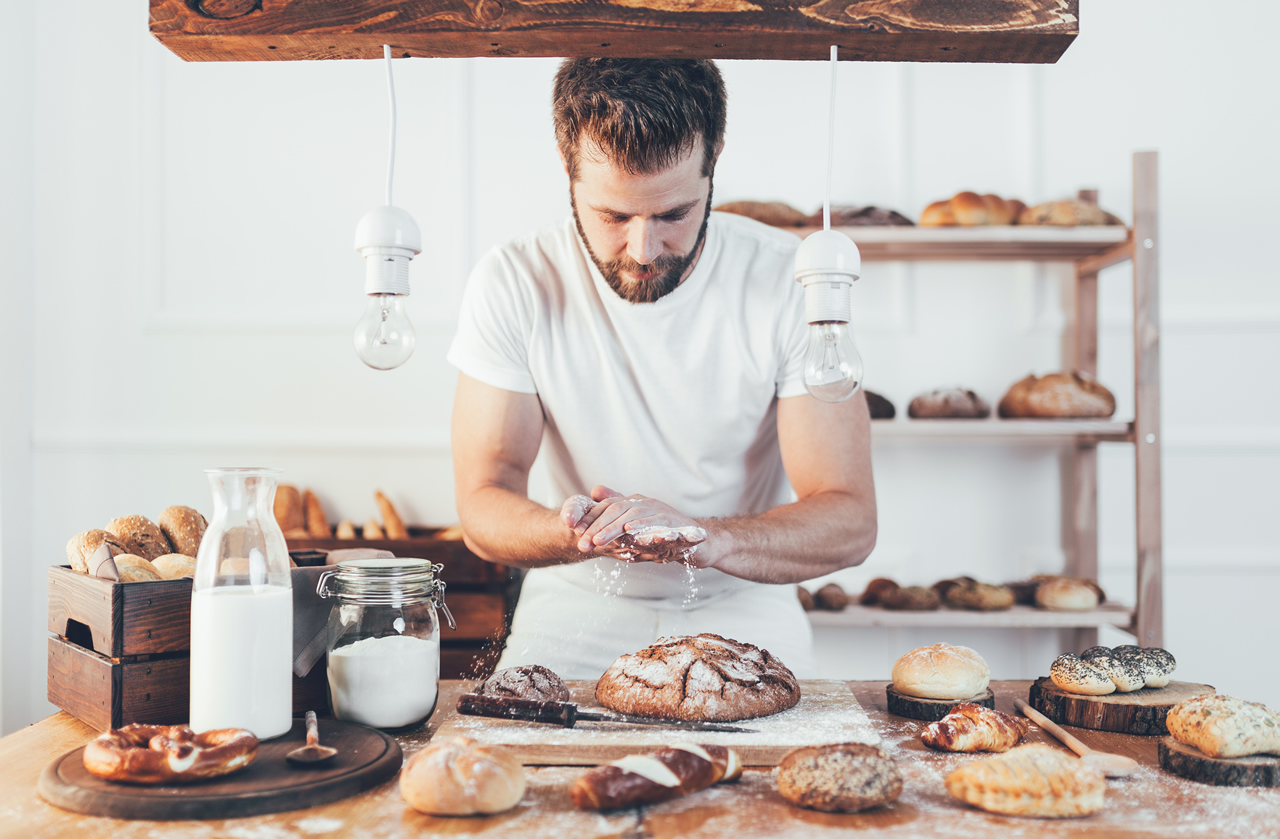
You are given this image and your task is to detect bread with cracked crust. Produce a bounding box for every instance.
[595,634,799,722]
[1166,694,1280,758]
[945,744,1106,818]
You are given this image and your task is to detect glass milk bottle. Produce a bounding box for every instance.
[189,467,293,739]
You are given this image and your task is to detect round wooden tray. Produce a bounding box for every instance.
[885,684,995,721]
[38,717,403,820]
[1159,737,1280,787]
[1028,676,1214,736]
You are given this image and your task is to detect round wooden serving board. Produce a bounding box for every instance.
[1028,676,1214,736]
[1158,737,1280,787]
[37,717,402,820]
[885,684,995,721]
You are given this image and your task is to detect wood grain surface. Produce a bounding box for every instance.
[885,684,994,721]
[1029,676,1214,736]
[5,681,1279,838]
[36,718,402,820]
[1158,737,1280,788]
[434,680,877,766]
[147,0,1079,64]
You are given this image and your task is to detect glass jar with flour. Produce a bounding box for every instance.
[317,558,454,729]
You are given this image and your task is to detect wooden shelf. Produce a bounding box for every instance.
[808,603,1134,630]
[870,418,1134,443]
[787,225,1131,263]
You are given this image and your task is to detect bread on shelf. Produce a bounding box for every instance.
[920,192,1026,227]
[713,200,808,227]
[908,388,990,419]
[998,372,1116,419]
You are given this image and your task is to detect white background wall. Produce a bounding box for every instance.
[1,2,1277,733]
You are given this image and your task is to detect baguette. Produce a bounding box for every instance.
[303,490,330,538]
[375,490,409,539]
[571,744,741,811]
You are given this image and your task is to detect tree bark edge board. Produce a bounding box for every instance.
[1158,737,1280,787]
[1028,676,1214,736]
[885,685,995,722]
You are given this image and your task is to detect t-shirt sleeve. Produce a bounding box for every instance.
[446,247,539,394]
[775,265,810,399]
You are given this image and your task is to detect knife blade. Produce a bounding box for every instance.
[457,693,759,734]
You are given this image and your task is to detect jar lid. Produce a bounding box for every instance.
[317,557,445,607]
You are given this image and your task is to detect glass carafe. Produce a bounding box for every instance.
[189,467,293,739]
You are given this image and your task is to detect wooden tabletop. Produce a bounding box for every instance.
[4,681,1277,838]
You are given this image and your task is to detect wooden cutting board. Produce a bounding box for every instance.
[1158,737,1280,787]
[434,679,878,766]
[37,717,402,820]
[1028,676,1214,736]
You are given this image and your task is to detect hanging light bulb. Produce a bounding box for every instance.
[353,45,420,371]
[796,229,864,402]
[354,205,420,370]
[793,44,864,403]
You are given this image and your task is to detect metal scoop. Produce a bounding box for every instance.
[285,711,338,767]
[1014,698,1138,777]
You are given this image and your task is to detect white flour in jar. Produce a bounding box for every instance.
[327,634,439,728]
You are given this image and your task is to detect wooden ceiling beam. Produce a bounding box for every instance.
[150,1,1078,64]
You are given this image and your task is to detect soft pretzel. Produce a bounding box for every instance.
[83,724,258,785]
[572,744,742,810]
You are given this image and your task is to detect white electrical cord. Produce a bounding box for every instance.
[823,44,837,231]
[383,44,397,207]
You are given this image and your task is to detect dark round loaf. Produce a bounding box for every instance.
[908,388,990,419]
[478,665,570,703]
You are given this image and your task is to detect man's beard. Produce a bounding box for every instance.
[571,181,713,305]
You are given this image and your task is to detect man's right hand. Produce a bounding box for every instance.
[560,486,707,564]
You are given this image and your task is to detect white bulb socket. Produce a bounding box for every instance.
[794,229,860,324]
[355,205,422,296]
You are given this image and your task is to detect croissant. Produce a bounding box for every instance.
[921,702,1029,753]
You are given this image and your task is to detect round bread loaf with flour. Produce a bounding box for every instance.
[105,515,173,562]
[596,634,800,722]
[892,643,990,700]
[399,736,525,816]
[776,743,902,813]
[158,506,207,557]
[479,665,571,703]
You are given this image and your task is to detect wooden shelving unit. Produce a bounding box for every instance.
[808,152,1163,646]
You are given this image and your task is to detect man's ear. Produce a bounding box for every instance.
[557,144,570,176]
[713,141,725,166]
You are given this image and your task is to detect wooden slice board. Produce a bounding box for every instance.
[434,679,878,766]
[37,717,402,820]
[885,684,995,721]
[1158,737,1280,787]
[1029,676,1214,736]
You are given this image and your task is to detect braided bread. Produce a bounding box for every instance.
[83,724,257,785]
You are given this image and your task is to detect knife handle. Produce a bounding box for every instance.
[457,693,578,727]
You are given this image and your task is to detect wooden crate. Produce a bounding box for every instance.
[48,565,192,658]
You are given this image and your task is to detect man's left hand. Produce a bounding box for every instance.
[569,485,710,564]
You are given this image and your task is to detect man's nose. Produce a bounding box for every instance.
[626,218,663,266]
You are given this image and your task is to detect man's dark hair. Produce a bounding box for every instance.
[553,58,727,181]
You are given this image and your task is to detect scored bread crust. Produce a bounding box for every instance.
[945,743,1106,818]
[998,372,1116,419]
[595,634,800,722]
[892,643,990,701]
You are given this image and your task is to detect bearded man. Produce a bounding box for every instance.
[447,58,876,678]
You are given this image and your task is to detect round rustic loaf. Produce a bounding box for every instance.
[998,372,1116,419]
[1035,577,1100,611]
[908,388,990,419]
[113,555,163,583]
[945,581,1015,611]
[813,583,848,611]
[859,577,900,606]
[151,554,197,580]
[864,390,896,419]
[478,665,571,703]
[399,736,525,816]
[158,506,208,557]
[65,529,132,575]
[776,743,902,813]
[595,634,800,722]
[892,643,990,700]
[105,515,172,562]
[881,585,941,611]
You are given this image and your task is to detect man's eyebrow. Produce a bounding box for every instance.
[588,199,701,217]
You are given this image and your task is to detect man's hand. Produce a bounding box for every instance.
[560,486,709,564]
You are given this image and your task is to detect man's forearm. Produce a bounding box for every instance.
[699,490,876,584]
[458,484,589,568]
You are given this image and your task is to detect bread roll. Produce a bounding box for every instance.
[892,643,990,700]
[158,506,207,557]
[713,200,808,227]
[400,736,525,816]
[375,490,409,539]
[881,585,941,611]
[796,586,815,611]
[335,520,357,540]
[1018,200,1123,227]
[1166,694,1280,758]
[1035,577,1100,611]
[859,577,900,606]
[908,388,990,419]
[1112,645,1177,688]
[813,583,848,611]
[113,555,163,583]
[478,665,571,703]
[302,490,330,538]
[803,206,914,227]
[66,529,132,575]
[776,743,902,813]
[920,192,1026,227]
[106,515,173,562]
[998,372,1116,419]
[1049,653,1115,696]
[864,390,896,420]
[274,485,304,532]
[945,581,1015,612]
[363,518,385,539]
[945,744,1106,818]
[152,554,197,580]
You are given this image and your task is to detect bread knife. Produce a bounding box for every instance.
[457,693,759,733]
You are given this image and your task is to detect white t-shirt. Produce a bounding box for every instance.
[448,211,809,603]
